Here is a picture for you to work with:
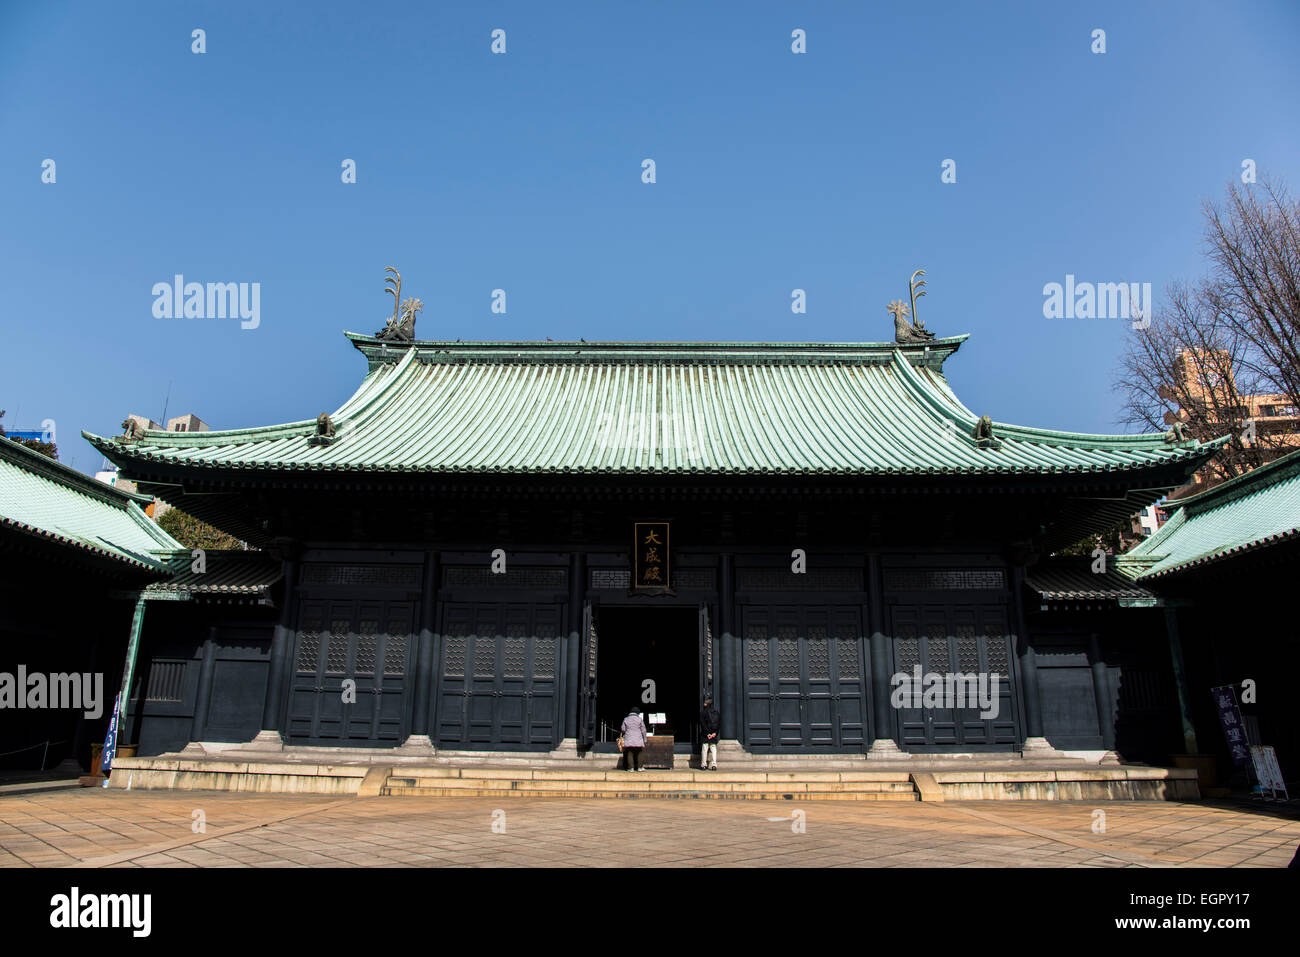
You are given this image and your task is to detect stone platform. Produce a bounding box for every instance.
[103,743,1200,801]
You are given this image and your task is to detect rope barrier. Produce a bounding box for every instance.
[0,739,71,759]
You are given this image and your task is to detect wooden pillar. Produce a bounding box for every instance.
[718,553,737,739]
[1010,565,1053,753]
[408,551,439,740]
[1164,606,1200,754]
[191,626,219,742]
[1088,631,1115,751]
[865,552,901,757]
[564,551,585,740]
[1018,643,1044,736]
[256,557,298,742]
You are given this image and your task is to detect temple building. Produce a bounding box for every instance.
[78,289,1224,769]
[0,436,181,771]
[1119,448,1300,781]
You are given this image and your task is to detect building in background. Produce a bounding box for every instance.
[100,414,209,518]
[1131,502,1171,540]
[124,414,161,434]
[166,414,209,433]
[1120,348,1300,540]
[1164,349,1300,499]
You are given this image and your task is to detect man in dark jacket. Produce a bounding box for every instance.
[699,697,720,770]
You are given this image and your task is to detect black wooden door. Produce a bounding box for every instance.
[889,603,1018,749]
[436,602,562,750]
[741,605,867,751]
[288,598,415,746]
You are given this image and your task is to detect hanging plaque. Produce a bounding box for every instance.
[633,522,670,590]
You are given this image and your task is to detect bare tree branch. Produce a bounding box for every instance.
[1114,175,1300,493]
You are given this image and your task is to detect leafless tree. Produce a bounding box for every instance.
[1204,179,1300,404]
[1116,177,1300,490]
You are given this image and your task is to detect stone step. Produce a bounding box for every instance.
[389,767,913,784]
[105,752,1201,801]
[380,786,920,801]
[384,775,916,794]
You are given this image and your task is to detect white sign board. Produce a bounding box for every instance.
[1250,745,1289,801]
[649,713,666,725]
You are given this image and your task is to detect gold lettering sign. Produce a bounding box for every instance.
[633,522,670,590]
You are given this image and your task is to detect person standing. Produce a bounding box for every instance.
[699,696,720,770]
[621,707,648,771]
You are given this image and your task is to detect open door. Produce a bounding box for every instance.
[578,601,599,747]
[698,601,714,706]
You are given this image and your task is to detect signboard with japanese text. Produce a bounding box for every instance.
[633,522,670,590]
[1250,745,1288,801]
[100,692,123,777]
[1211,684,1250,768]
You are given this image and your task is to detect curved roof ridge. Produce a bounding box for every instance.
[345,331,970,367]
[890,353,1219,453]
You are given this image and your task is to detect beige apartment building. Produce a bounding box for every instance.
[1124,350,1298,541]
[1162,349,1299,500]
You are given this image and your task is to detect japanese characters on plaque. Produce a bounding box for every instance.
[1211,684,1250,767]
[633,522,670,590]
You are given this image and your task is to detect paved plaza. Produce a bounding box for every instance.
[0,788,1297,868]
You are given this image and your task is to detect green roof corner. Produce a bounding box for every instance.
[0,435,182,573]
[1122,448,1300,580]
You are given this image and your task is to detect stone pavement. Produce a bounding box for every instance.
[0,789,1297,867]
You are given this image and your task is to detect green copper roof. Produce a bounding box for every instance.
[143,550,282,601]
[1025,558,1158,606]
[85,335,1215,479]
[0,436,181,571]
[1121,449,1300,580]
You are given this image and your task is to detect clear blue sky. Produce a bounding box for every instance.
[2,1,1298,474]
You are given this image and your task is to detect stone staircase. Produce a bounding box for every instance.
[379,767,921,801]
[105,745,1201,800]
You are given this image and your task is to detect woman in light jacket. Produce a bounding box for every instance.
[621,707,648,771]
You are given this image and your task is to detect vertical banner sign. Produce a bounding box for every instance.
[633,522,670,590]
[101,692,123,776]
[103,597,148,778]
[1210,684,1250,767]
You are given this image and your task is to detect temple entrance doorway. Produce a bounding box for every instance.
[595,606,699,751]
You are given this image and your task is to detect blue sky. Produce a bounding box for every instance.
[2,1,1298,474]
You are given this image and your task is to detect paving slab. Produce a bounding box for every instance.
[2,790,1297,868]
